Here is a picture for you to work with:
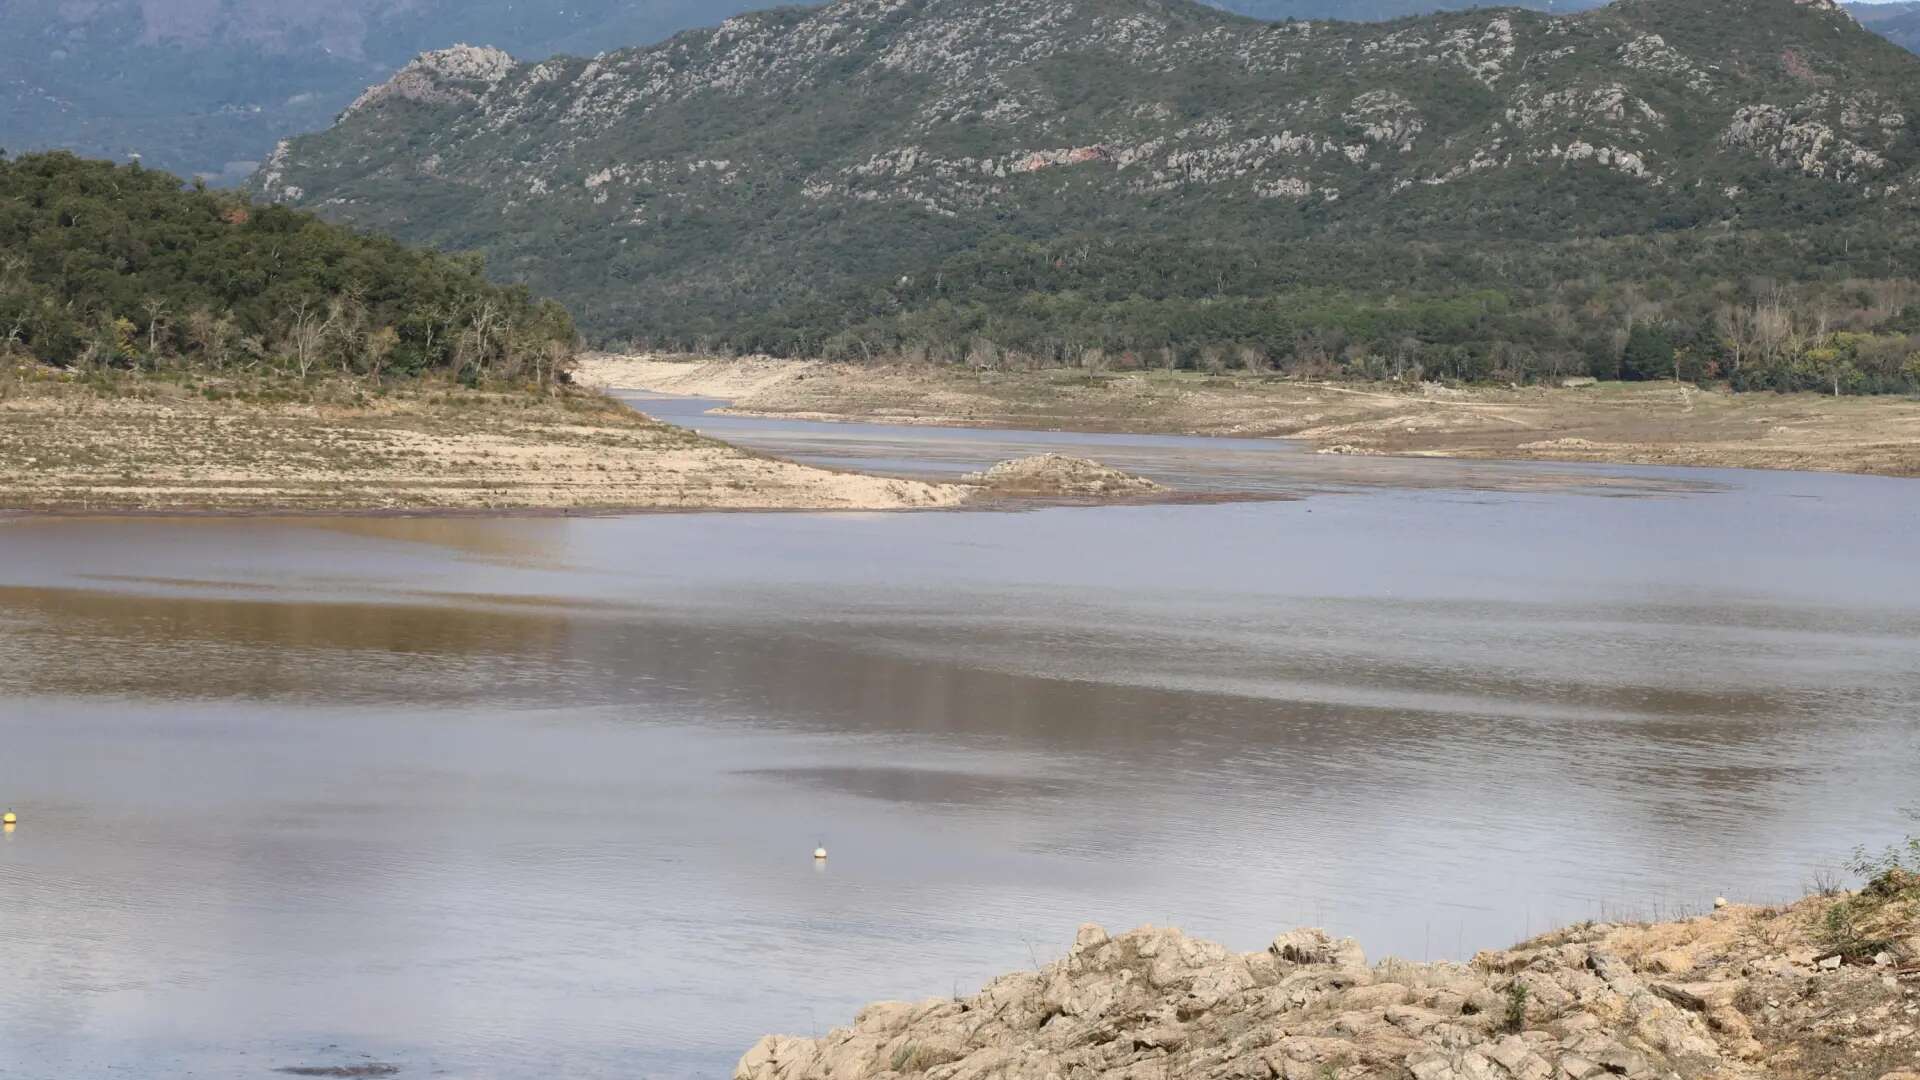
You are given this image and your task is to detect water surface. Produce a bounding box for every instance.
[2,402,1916,1078]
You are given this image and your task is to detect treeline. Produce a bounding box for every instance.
[643,232,1920,396]
[0,152,574,382]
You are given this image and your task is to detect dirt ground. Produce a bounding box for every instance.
[581,354,1920,478]
[0,366,966,513]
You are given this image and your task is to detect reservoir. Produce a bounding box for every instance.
[2,397,1916,1077]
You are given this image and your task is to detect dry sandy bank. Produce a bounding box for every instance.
[0,368,966,513]
[580,354,1920,478]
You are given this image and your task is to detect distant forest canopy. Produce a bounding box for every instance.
[0,152,575,382]
[5,156,1912,396]
[705,231,1920,396]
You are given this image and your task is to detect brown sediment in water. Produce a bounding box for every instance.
[579,354,1920,478]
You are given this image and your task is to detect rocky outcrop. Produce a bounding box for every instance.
[737,893,1919,1080]
[963,454,1165,498]
[343,45,517,119]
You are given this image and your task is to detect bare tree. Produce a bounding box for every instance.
[141,296,172,364]
[183,308,237,368]
[365,326,399,383]
[1714,303,1750,376]
[966,337,999,375]
[539,340,574,390]
[285,298,338,379]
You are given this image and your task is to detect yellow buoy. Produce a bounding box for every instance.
[813,846,828,860]
[1,811,14,825]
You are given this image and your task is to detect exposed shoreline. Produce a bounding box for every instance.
[580,354,1920,479]
[0,366,1184,515]
[0,368,969,515]
[739,886,1919,1080]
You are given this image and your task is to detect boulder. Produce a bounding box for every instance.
[1270,928,1368,971]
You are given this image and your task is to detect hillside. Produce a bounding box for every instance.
[1227,1,1913,22]
[253,0,1920,388]
[6,1,1919,185]
[0,0,772,182]
[1217,0,1605,18]
[0,152,572,379]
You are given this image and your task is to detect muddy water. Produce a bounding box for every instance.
[1,403,1917,1079]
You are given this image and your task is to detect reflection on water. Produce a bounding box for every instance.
[1,420,1917,1079]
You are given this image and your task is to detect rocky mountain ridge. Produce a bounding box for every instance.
[251,0,1920,347]
[6,0,1919,183]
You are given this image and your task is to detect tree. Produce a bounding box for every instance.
[1620,323,1674,382]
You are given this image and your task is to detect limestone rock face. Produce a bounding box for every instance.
[736,893,1920,1080]
[1270,927,1368,970]
[344,45,517,118]
[737,926,1706,1080]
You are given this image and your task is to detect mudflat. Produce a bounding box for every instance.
[0,367,966,513]
[582,355,1920,477]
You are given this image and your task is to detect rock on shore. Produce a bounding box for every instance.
[962,454,1164,498]
[737,893,1920,1080]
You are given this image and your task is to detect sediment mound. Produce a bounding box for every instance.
[963,454,1164,498]
[737,892,1919,1080]
[1519,437,1605,451]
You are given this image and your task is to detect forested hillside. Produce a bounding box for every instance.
[250,0,1920,392]
[0,152,574,380]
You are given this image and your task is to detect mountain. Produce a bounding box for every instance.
[0,0,773,182]
[247,0,1920,373]
[8,0,1920,185]
[1847,0,1920,51]
[1215,0,1605,19]
[1225,0,1920,24]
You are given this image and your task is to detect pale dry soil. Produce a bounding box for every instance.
[0,369,966,513]
[741,882,1920,1080]
[582,355,1920,478]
